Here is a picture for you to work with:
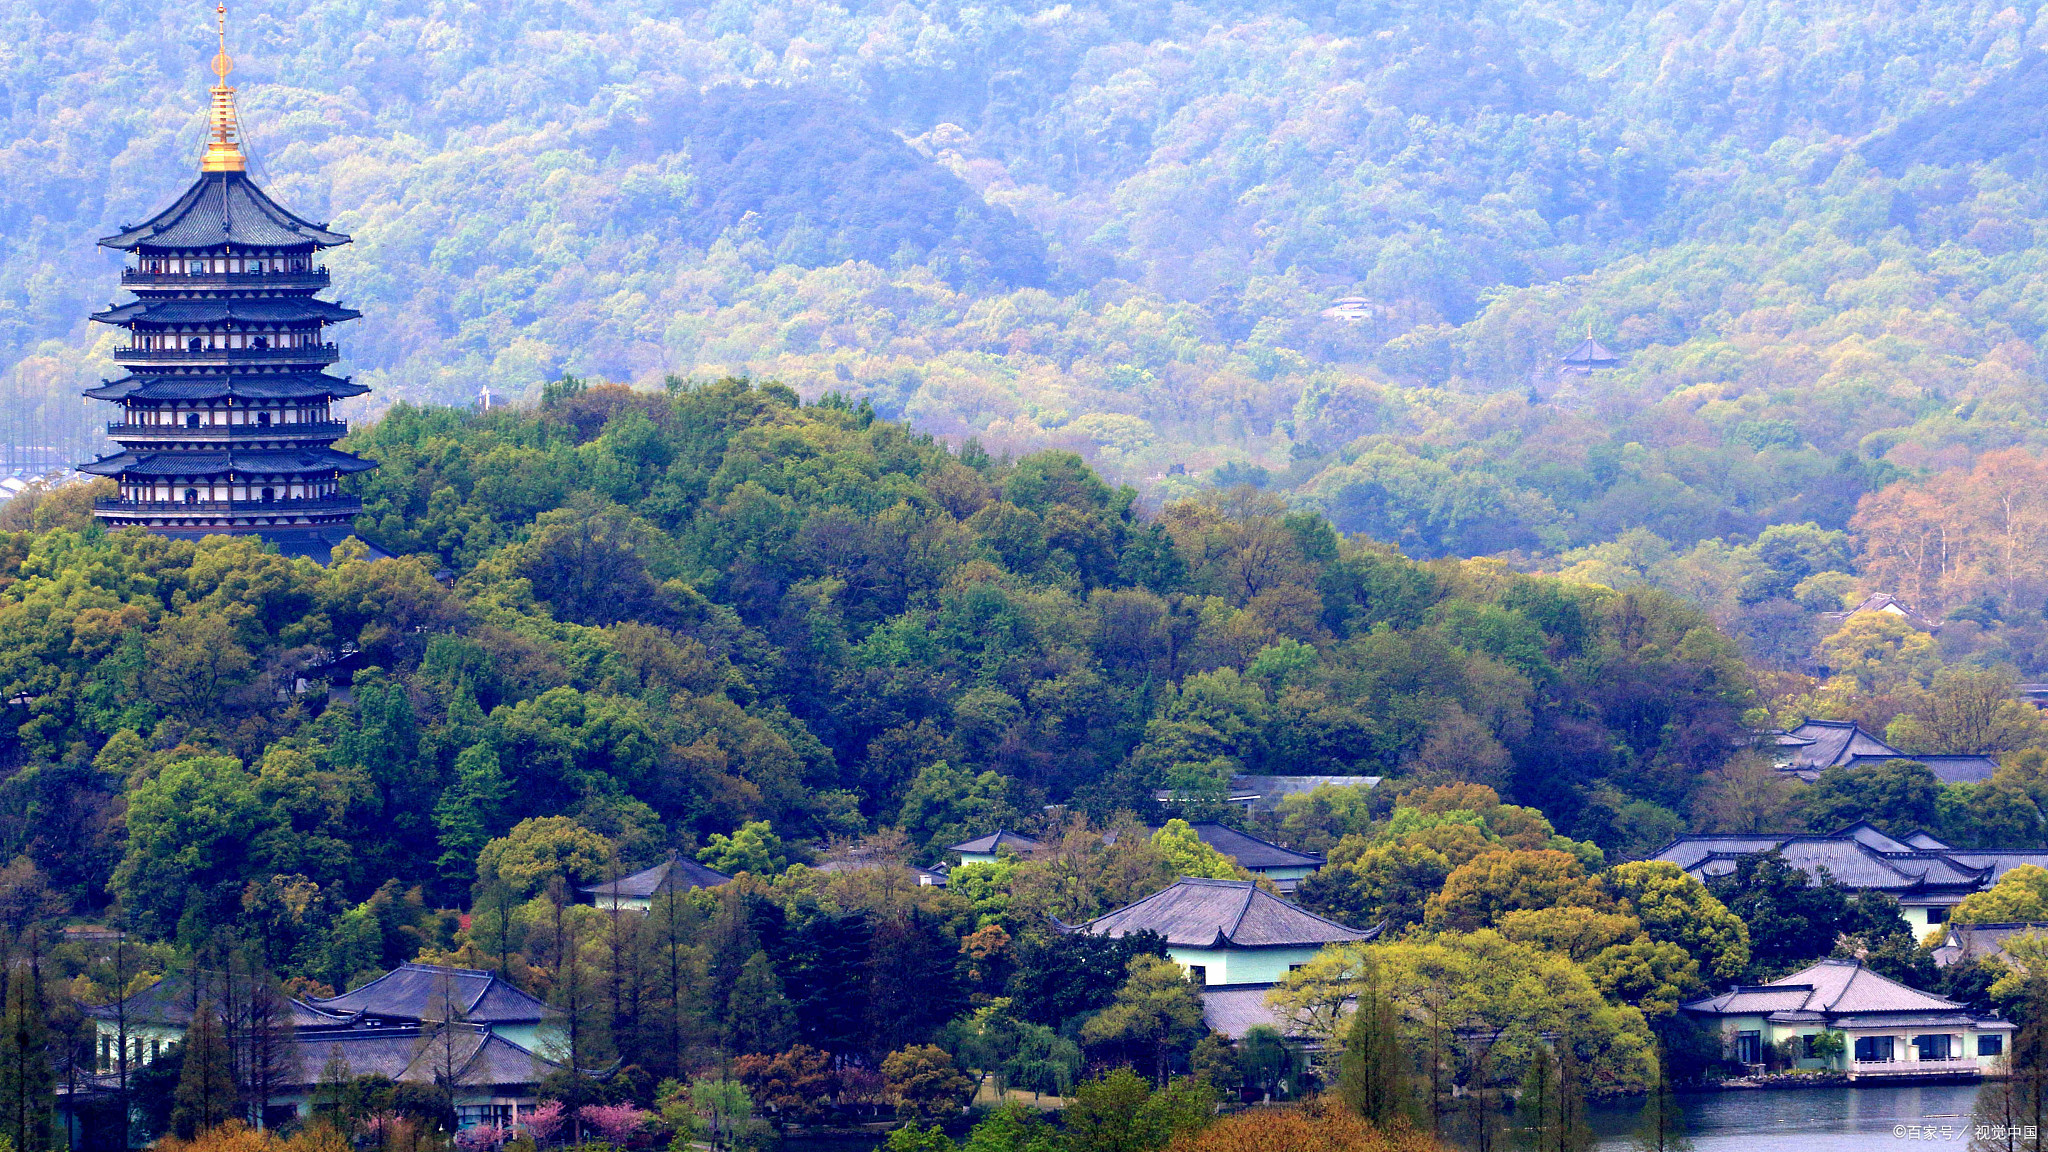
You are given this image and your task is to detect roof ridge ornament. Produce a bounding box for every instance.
[200,4,247,173]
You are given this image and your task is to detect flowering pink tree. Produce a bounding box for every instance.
[578,1103,652,1147]
[456,1123,511,1152]
[524,1101,568,1145]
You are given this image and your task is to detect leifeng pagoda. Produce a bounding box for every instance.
[77,5,374,561]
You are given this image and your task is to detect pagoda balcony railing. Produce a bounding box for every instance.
[108,421,348,440]
[121,269,330,289]
[113,344,340,365]
[94,497,361,516]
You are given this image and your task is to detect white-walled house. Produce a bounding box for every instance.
[1681,958,2014,1080]
[1076,876,1378,988]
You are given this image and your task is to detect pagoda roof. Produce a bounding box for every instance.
[79,447,374,478]
[1561,336,1620,366]
[86,373,371,403]
[99,170,349,252]
[91,298,360,326]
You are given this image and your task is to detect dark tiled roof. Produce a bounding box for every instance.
[1183,823,1323,870]
[580,855,732,899]
[1200,983,1298,1039]
[79,447,374,477]
[1839,821,1917,853]
[91,298,361,326]
[1773,719,1998,783]
[1768,838,1940,889]
[1654,830,1996,896]
[85,373,370,402]
[1683,958,1966,1018]
[1932,922,2048,968]
[85,972,349,1029]
[1561,336,1619,366]
[1781,719,1900,770]
[1079,878,1378,948]
[1944,852,2048,884]
[296,1024,562,1089]
[948,829,1043,855]
[1650,836,1787,871]
[100,171,349,251]
[1843,753,2000,785]
[308,963,549,1025]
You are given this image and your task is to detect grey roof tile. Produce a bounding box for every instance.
[1684,958,1967,1018]
[308,963,549,1025]
[579,855,731,899]
[92,298,360,326]
[1199,984,1296,1039]
[79,447,375,477]
[1079,877,1378,948]
[1184,823,1323,870]
[1945,853,2048,883]
[85,372,370,402]
[100,172,349,251]
[947,830,1042,855]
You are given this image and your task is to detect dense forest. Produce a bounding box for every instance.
[15,4,2048,679]
[0,384,2034,1150]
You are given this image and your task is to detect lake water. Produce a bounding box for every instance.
[1590,1082,1989,1151]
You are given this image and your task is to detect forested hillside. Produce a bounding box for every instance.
[14,4,2048,654]
[0,380,1758,924]
[0,386,2040,1145]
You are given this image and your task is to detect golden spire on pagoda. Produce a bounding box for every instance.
[199,3,246,173]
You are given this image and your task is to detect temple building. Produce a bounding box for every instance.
[76,5,374,562]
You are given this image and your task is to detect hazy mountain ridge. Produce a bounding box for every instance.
[8,2,2048,614]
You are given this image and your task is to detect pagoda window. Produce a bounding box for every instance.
[188,337,203,352]
[182,489,197,505]
[261,487,275,504]
[186,413,201,429]
[257,412,271,428]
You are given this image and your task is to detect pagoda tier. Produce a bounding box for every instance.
[77,15,375,561]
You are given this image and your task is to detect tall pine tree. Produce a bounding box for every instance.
[0,966,51,1152]
[1339,954,1406,1126]
[1517,1046,1558,1152]
[172,999,236,1138]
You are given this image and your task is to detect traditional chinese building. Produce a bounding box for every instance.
[76,5,374,562]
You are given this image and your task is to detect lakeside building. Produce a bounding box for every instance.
[1681,958,2012,1081]
[1652,822,2048,930]
[72,963,564,1144]
[74,6,374,562]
